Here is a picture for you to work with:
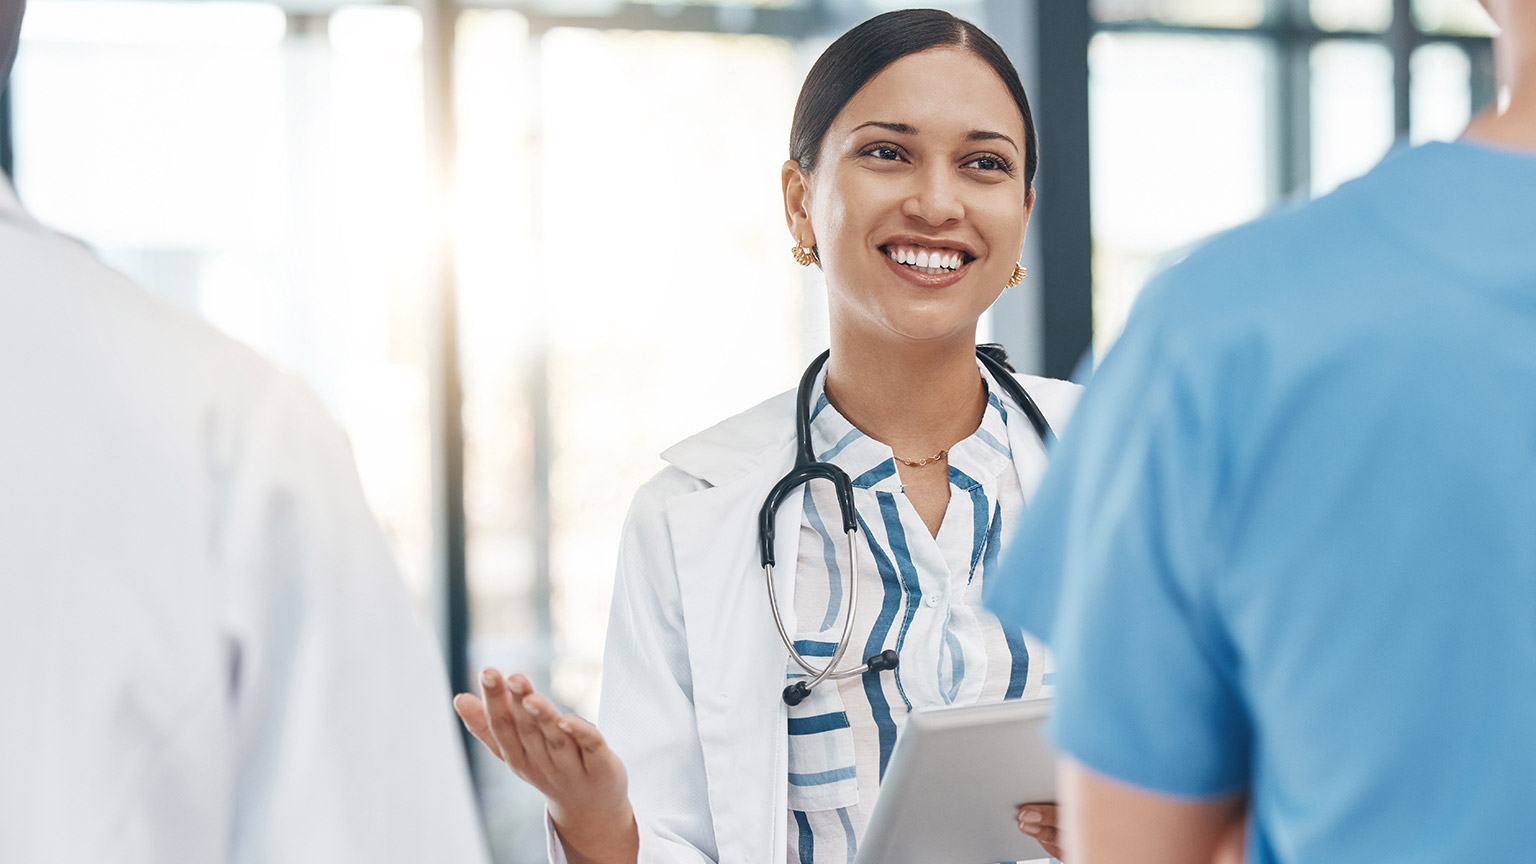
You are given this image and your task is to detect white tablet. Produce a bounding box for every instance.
[852,697,1057,864]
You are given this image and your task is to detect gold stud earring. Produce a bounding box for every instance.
[791,245,817,267]
[1006,264,1028,288]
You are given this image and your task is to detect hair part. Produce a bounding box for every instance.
[789,8,1038,189]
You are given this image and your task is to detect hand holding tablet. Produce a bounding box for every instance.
[1017,802,1064,860]
[853,697,1059,864]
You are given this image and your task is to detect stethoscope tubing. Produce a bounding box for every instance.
[762,346,1055,706]
[767,530,863,686]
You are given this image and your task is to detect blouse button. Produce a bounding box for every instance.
[925,594,940,608]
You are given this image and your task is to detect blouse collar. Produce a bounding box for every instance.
[808,360,1015,494]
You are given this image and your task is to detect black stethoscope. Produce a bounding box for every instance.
[759,345,1057,706]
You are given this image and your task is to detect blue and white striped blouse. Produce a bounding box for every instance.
[784,362,1053,864]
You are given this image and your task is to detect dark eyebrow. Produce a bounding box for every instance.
[851,121,1018,152]
[967,130,1018,150]
[851,121,916,135]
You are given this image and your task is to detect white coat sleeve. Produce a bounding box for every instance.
[546,469,720,864]
[220,373,490,864]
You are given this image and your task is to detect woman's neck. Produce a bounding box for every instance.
[822,332,987,460]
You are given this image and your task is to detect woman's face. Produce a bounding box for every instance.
[784,47,1034,348]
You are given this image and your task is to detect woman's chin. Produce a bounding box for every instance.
[865,307,988,347]
[829,280,998,348]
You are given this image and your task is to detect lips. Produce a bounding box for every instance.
[878,241,974,288]
[878,237,978,278]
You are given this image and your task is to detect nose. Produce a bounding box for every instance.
[900,164,964,227]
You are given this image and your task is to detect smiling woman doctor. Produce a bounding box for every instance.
[454,10,1081,864]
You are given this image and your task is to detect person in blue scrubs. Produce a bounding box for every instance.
[985,2,1536,862]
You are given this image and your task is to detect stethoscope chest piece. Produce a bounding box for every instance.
[781,649,899,706]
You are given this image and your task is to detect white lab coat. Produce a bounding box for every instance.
[0,180,490,864]
[552,367,1081,864]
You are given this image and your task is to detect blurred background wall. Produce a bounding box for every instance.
[0,0,1496,859]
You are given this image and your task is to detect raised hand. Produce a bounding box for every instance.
[454,670,638,864]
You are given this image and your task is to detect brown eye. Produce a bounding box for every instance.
[964,155,1013,173]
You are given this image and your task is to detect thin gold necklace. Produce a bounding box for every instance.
[892,448,948,468]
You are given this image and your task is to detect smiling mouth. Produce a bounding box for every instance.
[881,244,974,276]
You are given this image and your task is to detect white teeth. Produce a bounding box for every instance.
[885,245,967,272]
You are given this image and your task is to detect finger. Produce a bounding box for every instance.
[1018,809,1061,852]
[452,693,503,759]
[481,669,532,772]
[1018,812,1061,850]
[1038,838,1066,861]
[559,712,608,755]
[523,691,584,774]
[1021,803,1060,828]
[505,674,559,778]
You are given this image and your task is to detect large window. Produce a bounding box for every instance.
[1087,0,1496,349]
[11,1,439,597]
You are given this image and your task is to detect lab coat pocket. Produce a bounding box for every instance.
[785,673,860,812]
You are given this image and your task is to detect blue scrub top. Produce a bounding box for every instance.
[986,140,1536,863]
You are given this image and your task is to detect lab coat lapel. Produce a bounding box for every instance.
[667,438,800,864]
[1004,405,1051,506]
[1001,372,1075,504]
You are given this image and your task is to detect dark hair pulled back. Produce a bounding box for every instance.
[789,8,1038,189]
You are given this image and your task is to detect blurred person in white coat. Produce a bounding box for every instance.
[0,2,490,861]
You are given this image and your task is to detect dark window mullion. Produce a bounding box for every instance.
[1275,0,1311,199]
[1271,36,1312,200]
[1034,0,1094,378]
[1469,37,1498,114]
[1389,0,1416,138]
[1,85,12,180]
[1094,0,1316,202]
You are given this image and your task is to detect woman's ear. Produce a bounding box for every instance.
[782,159,816,248]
